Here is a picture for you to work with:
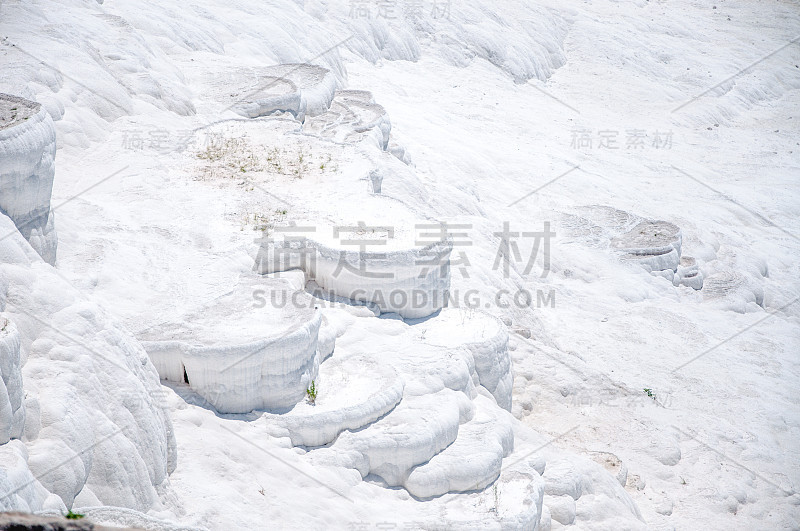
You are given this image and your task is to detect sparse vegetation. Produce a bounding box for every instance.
[64,510,84,520]
[195,134,263,179]
[643,388,656,401]
[195,133,337,181]
[306,380,317,405]
[237,208,291,233]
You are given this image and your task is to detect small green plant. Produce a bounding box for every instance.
[1,318,7,332]
[64,509,84,520]
[643,388,655,400]
[306,380,317,405]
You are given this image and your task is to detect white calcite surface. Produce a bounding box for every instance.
[3,0,797,529]
[211,64,337,121]
[281,307,533,502]
[264,354,404,447]
[0,316,25,444]
[309,389,464,485]
[613,220,683,273]
[0,213,175,513]
[404,394,514,498]
[419,308,513,411]
[702,269,764,313]
[0,94,57,265]
[562,206,683,273]
[561,206,708,290]
[0,440,58,512]
[675,255,704,290]
[310,238,453,319]
[303,89,391,150]
[256,232,453,319]
[140,274,332,414]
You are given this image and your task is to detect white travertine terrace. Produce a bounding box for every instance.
[562,206,704,289]
[303,89,392,149]
[0,317,25,445]
[209,64,337,122]
[612,220,682,273]
[140,274,335,414]
[0,214,174,513]
[0,94,57,265]
[255,235,453,319]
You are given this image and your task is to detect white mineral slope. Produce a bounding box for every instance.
[343,3,800,530]
[290,304,627,520]
[153,361,645,530]
[0,95,58,265]
[2,0,798,529]
[0,214,175,513]
[0,316,25,445]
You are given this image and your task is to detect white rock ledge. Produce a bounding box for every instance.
[308,390,464,486]
[419,309,513,411]
[264,354,405,447]
[674,255,704,290]
[303,89,391,149]
[0,316,25,444]
[225,64,337,122]
[613,220,682,273]
[404,394,514,498]
[143,314,324,414]
[140,276,334,414]
[0,94,57,265]
[255,237,453,319]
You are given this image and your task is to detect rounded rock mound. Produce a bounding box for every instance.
[612,220,682,272]
[303,90,391,149]
[140,274,333,413]
[206,64,337,121]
